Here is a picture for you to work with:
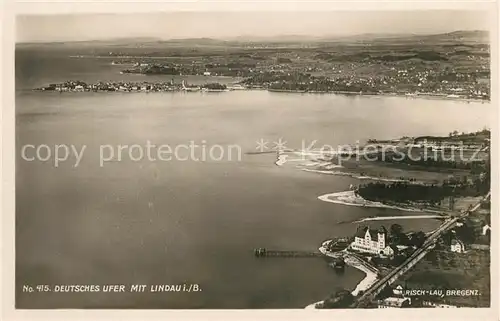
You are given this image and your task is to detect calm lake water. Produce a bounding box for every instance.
[15,51,492,308]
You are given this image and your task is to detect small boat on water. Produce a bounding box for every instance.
[254,248,267,257]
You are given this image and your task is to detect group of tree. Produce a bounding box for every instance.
[389,224,426,248]
[319,289,355,308]
[371,224,426,268]
[358,173,489,204]
[201,83,227,90]
[122,64,180,75]
[358,182,446,204]
[241,71,312,86]
[371,150,487,172]
[437,215,489,247]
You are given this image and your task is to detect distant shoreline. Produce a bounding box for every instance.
[300,168,421,184]
[266,89,488,103]
[318,190,446,215]
[28,82,489,103]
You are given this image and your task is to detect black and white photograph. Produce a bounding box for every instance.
[6,3,497,315]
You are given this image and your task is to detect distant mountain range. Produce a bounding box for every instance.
[226,30,489,43]
[17,30,489,46]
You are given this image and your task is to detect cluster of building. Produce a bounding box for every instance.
[33,80,243,93]
[412,136,488,152]
[350,226,394,256]
[348,219,490,259]
[114,60,258,77]
[373,216,490,308]
[366,132,490,165]
[239,48,490,99]
[377,285,458,308]
[347,226,420,260]
[369,136,487,150]
[107,50,490,100]
[378,285,412,308]
[366,63,489,100]
[34,80,178,92]
[238,67,489,99]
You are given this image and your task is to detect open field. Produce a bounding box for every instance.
[397,249,490,307]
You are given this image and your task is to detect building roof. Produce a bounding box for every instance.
[354,226,384,238]
[451,239,465,247]
[394,285,404,293]
[380,297,410,307]
[386,245,399,252]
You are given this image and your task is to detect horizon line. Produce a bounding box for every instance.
[16,29,490,44]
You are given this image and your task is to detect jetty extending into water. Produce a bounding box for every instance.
[254,248,347,271]
[254,248,324,258]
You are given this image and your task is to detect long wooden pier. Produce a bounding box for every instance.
[254,248,324,258]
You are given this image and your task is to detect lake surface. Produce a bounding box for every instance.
[15,51,492,308]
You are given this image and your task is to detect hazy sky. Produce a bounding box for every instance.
[17,11,491,42]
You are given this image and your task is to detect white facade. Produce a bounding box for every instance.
[393,285,404,296]
[482,224,491,236]
[450,239,465,253]
[382,246,396,257]
[351,228,386,255]
[378,297,411,308]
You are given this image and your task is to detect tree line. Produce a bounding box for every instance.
[357,175,489,204]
